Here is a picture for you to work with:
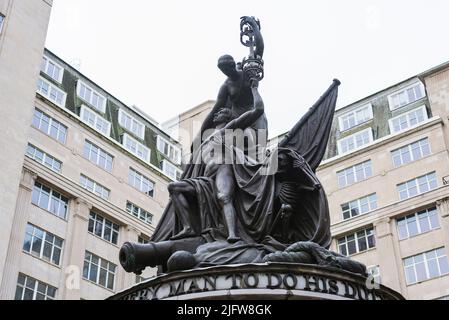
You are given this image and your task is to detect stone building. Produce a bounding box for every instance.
[0,10,183,298]
[317,66,449,300]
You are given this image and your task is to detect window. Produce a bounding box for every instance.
[118,109,145,140]
[41,56,64,83]
[31,182,68,219]
[367,265,381,285]
[138,235,149,244]
[126,201,153,225]
[338,104,373,131]
[391,138,431,167]
[337,160,372,188]
[157,136,181,164]
[397,207,440,240]
[83,251,116,290]
[389,106,428,134]
[161,159,182,181]
[403,248,449,285]
[397,172,438,201]
[123,133,150,163]
[388,82,425,110]
[15,274,57,300]
[0,14,5,34]
[337,128,373,155]
[83,140,113,172]
[80,105,111,136]
[36,77,66,108]
[337,228,375,256]
[128,168,154,197]
[26,144,62,173]
[23,223,63,265]
[80,175,110,200]
[77,81,106,113]
[32,108,67,143]
[341,194,377,220]
[88,212,119,245]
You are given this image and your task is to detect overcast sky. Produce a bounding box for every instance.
[45,0,449,138]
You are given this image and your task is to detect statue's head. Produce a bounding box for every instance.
[213,108,235,125]
[218,54,237,77]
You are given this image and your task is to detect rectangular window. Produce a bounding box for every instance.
[397,172,438,201]
[118,109,145,140]
[161,159,182,181]
[337,228,375,256]
[80,105,111,137]
[82,251,116,290]
[123,133,150,163]
[15,273,57,300]
[83,140,113,172]
[338,104,373,132]
[391,138,431,167]
[80,175,110,200]
[341,194,377,220]
[397,207,440,240]
[41,56,64,83]
[32,108,67,143]
[128,168,154,197]
[389,106,428,134]
[403,247,449,285]
[26,144,62,173]
[388,82,425,110]
[77,81,106,113]
[88,212,119,245]
[337,160,372,188]
[126,201,153,225]
[0,14,5,34]
[337,128,373,155]
[23,223,63,265]
[138,235,149,244]
[31,182,68,219]
[36,77,67,108]
[157,136,182,164]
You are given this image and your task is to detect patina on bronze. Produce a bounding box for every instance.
[119,16,366,279]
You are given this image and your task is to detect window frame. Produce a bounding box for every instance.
[32,108,67,144]
[391,137,431,168]
[15,273,57,300]
[387,82,426,111]
[341,193,377,220]
[80,174,110,200]
[0,14,5,34]
[157,135,182,165]
[22,223,63,266]
[337,228,376,257]
[26,143,62,173]
[122,133,151,163]
[397,172,438,201]
[338,103,374,132]
[31,182,69,220]
[337,160,373,188]
[388,105,428,134]
[83,140,114,172]
[76,80,107,113]
[36,76,67,108]
[41,55,64,83]
[337,128,374,155]
[118,109,145,140]
[128,167,155,197]
[403,247,449,285]
[126,201,153,225]
[88,211,120,245]
[396,207,440,241]
[82,251,116,290]
[161,159,183,181]
[80,105,111,137]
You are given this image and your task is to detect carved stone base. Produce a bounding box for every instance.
[107,263,404,300]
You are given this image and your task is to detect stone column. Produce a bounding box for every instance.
[119,225,140,290]
[61,198,91,300]
[0,168,37,299]
[373,218,404,294]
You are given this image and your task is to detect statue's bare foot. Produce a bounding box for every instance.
[227,235,241,243]
[170,228,196,240]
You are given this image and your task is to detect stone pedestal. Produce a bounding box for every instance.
[107,263,404,300]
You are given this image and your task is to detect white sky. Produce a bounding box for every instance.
[46,0,449,138]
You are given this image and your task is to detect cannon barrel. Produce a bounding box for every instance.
[119,237,205,274]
